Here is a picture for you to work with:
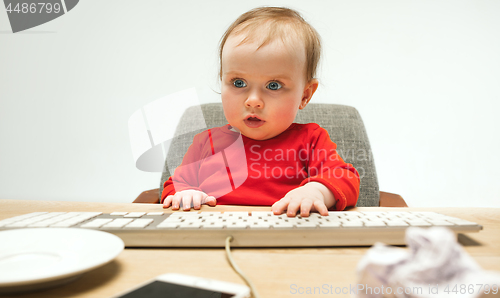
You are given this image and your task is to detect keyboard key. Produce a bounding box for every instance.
[295,222,318,228]
[27,222,51,228]
[251,211,273,218]
[125,219,154,228]
[179,222,202,229]
[319,221,341,228]
[157,222,179,229]
[249,222,271,229]
[164,218,184,224]
[182,213,202,219]
[50,221,78,228]
[342,221,364,227]
[147,212,164,216]
[110,212,128,216]
[305,213,323,219]
[406,220,432,226]
[4,212,48,223]
[13,217,43,225]
[6,222,30,228]
[203,217,222,223]
[222,212,249,219]
[272,222,295,228]
[335,211,363,217]
[199,212,221,217]
[203,222,225,229]
[445,219,478,226]
[124,212,146,218]
[103,218,134,228]
[226,222,249,229]
[427,220,455,226]
[385,221,409,227]
[81,218,113,228]
[80,212,103,219]
[364,221,387,227]
[168,212,185,217]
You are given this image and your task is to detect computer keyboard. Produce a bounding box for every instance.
[0,211,482,247]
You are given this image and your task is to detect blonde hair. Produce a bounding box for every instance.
[219,7,321,82]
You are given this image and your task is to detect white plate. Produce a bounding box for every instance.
[0,228,124,293]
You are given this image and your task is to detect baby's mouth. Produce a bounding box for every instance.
[244,116,265,128]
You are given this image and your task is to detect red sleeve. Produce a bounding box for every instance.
[299,126,360,210]
[160,132,206,204]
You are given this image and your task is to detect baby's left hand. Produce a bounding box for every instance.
[271,182,335,217]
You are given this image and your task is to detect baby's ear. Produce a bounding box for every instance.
[299,79,319,109]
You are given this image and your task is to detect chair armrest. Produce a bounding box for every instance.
[133,188,160,204]
[379,191,408,207]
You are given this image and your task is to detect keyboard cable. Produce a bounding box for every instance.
[225,236,260,298]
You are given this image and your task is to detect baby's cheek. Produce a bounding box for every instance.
[224,108,238,123]
[221,98,237,120]
[275,105,297,123]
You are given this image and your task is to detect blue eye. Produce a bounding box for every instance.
[267,81,282,90]
[233,79,246,88]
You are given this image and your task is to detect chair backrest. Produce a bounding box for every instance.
[159,103,379,207]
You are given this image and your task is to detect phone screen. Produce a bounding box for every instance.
[117,280,235,298]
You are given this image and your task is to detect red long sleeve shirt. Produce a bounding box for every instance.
[161,123,360,210]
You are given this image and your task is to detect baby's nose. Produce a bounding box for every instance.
[245,93,264,108]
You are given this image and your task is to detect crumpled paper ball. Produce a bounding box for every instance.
[356,227,500,298]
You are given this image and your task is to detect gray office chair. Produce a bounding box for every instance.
[134,103,407,207]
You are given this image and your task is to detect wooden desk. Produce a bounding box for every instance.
[1,199,499,298]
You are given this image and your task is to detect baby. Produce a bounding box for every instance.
[162,7,360,217]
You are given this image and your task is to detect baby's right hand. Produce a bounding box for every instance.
[162,190,216,211]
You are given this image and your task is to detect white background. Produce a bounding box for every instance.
[1,0,499,207]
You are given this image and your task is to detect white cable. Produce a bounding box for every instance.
[225,236,260,298]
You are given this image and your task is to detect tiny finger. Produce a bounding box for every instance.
[313,200,329,216]
[162,195,173,209]
[171,193,183,210]
[286,198,301,217]
[182,194,193,211]
[192,192,203,210]
[204,196,217,207]
[299,199,313,217]
[271,197,290,215]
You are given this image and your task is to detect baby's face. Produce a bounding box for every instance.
[221,34,317,140]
